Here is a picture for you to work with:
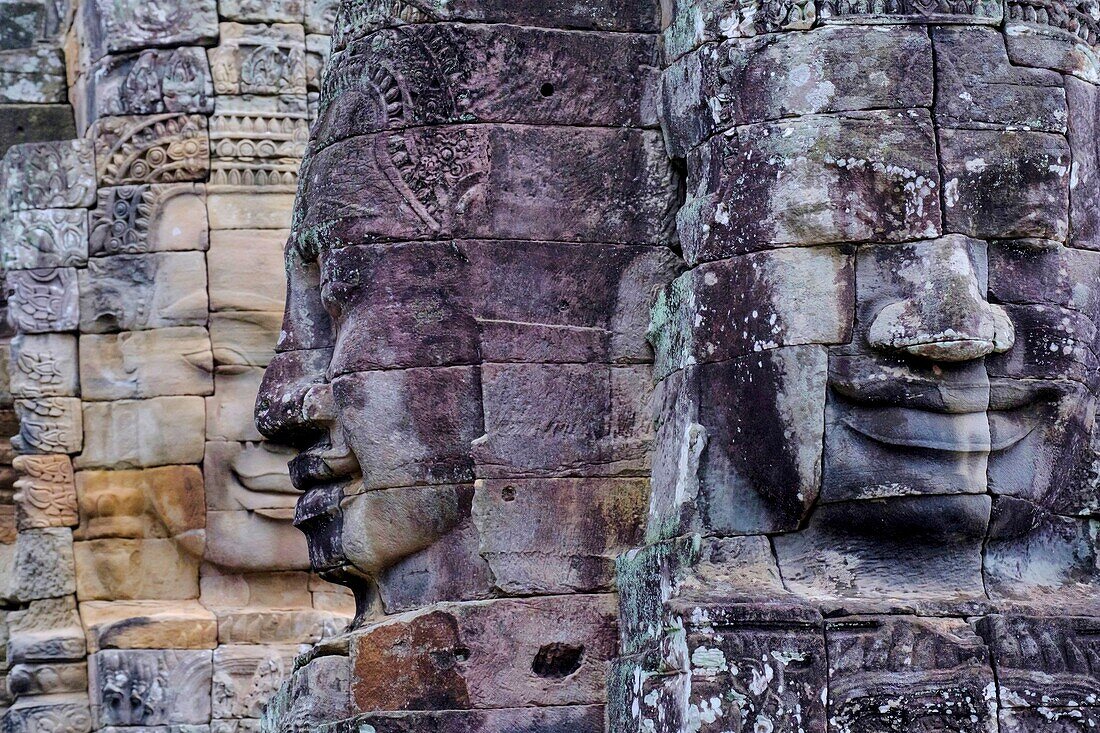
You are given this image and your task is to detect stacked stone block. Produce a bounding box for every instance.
[0,0,352,730]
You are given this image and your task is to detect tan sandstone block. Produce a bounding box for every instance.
[207,229,287,312]
[215,608,344,644]
[76,397,206,469]
[79,327,214,400]
[206,369,263,441]
[206,192,294,230]
[75,466,205,540]
[211,643,303,719]
[74,536,203,601]
[210,311,281,367]
[79,600,217,652]
[204,509,310,573]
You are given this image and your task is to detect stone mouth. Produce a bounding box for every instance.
[840,405,1034,454]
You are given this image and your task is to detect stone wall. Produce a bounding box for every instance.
[0,0,355,730]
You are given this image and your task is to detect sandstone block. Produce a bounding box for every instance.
[333,707,605,733]
[472,478,647,595]
[206,192,295,230]
[13,454,77,530]
[10,334,78,398]
[941,128,1070,241]
[74,537,201,601]
[208,23,306,96]
[294,126,676,248]
[91,114,210,186]
[1004,22,1100,83]
[0,105,76,154]
[211,643,301,719]
[315,25,656,151]
[8,528,75,602]
[203,440,295,513]
[6,268,79,334]
[204,509,310,572]
[79,252,208,333]
[0,208,88,270]
[75,465,205,540]
[214,608,343,644]
[207,229,286,312]
[8,662,86,697]
[332,367,482,490]
[208,102,307,192]
[79,327,213,401]
[0,46,66,103]
[350,595,617,711]
[199,569,312,609]
[679,111,941,263]
[0,694,92,733]
[77,397,206,469]
[89,649,212,726]
[75,48,213,130]
[13,397,83,454]
[651,247,854,379]
[221,0,303,22]
[210,312,280,368]
[0,139,95,210]
[933,27,1067,133]
[1066,76,1100,250]
[663,27,933,156]
[79,600,217,652]
[473,363,652,479]
[6,597,86,664]
[77,0,217,62]
[89,184,209,255]
[259,653,352,732]
[206,369,264,442]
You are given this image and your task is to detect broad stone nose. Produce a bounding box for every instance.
[868,237,1015,362]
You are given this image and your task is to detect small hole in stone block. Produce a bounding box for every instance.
[540,83,555,98]
[501,486,516,502]
[532,643,584,679]
[454,646,470,663]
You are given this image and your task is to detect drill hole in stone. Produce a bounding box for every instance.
[532,643,584,679]
[540,82,555,98]
[453,646,471,663]
[501,486,516,502]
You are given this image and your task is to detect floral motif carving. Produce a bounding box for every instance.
[0,209,89,271]
[12,455,78,531]
[13,397,83,455]
[5,268,80,334]
[92,114,211,186]
[0,140,96,211]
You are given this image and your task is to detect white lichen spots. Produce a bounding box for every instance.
[691,646,729,677]
[754,714,775,733]
[1049,162,1070,177]
[358,726,377,733]
[750,663,775,695]
[965,158,988,173]
[945,178,960,208]
[958,90,974,103]
[714,202,730,226]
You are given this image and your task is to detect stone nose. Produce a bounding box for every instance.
[868,255,1015,363]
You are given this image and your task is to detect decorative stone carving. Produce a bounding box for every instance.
[78,252,209,333]
[5,268,79,335]
[90,114,211,186]
[78,327,214,400]
[0,140,96,211]
[208,23,306,96]
[13,397,83,455]
[0,209,89,271]
[10,334,79,398]
[74,465,205,540]
[208,105,307,190]
[89,184,209,255]
[6,596,86,664]
[73,537,202,601]
[12,455,77,531]
[7,528,76,602]
[211,644,300,719]
[88,649,212,726]
[76,0,218,63]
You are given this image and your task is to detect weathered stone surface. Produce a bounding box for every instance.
[0,139,95,210]
[0,105,76,158]
[204,509,309,572]
[260,653,352,732]
[214,608,343,645]
[207,369,264,442]
[0,208,88,270]
[220,0,303,22]
[663,27,933,156]
[203,441,296,512]
[91,114,210,186]
[77,0,217,62]
[211,644,300,719]
[208,23,306,96]
[79,252,209,333]
[74,537,202,601]
[206,192,295,230]
[12,454,77,530]
[89,184,209,255]
[472,478,647,594]
[350,595,617,711]
[0,694,93,733]
[207,230,286,313]
[10,334,78,398]
[294,126,676,248]
[75,466,205,540]
[79,327,214,400]
[210,311,280,368]
[315,25,655,152]
[75,48,214,130]
[6,596,86,664]
[1004,22,1100,83]
[79,600,217,652]
[208,97,308,192]
[89,649,212,726]
[827,616,995,732]
[329,367,481,491]
[326,707,605,733]
[1067,75,1100,250]
[6,268,79,334]
[13,396,83,454]
[941,128,1070,241]
[76,397,206,469]
[679,111,940,264]
[254,347,332,445]
[7,528,76,602]
[331,0,658,50]
[652,247,853,379]
[0,46,66,103]
[473,363,652,479]
[199,569,311,609]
